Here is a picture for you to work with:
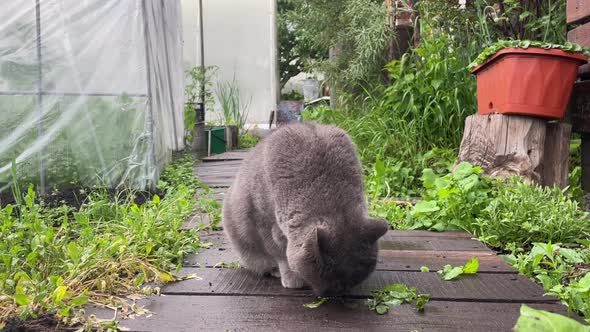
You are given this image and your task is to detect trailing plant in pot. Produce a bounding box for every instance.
[469,40,589,120]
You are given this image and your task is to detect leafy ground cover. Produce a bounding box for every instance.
[0,153,208,331]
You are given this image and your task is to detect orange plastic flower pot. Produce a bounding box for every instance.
[471,47,588,120]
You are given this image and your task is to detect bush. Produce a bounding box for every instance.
[473,179,590,249]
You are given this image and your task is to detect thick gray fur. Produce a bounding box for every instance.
[222,122,389,296]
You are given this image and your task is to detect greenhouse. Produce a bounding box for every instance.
[0,0,185,193]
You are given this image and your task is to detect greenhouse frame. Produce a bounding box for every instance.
[0,0,185,193]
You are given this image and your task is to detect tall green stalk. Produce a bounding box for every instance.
[215,77,251,129]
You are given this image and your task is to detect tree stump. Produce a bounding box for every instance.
[456,114,570,188]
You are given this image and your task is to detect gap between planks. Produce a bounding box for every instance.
[164,268,555,304]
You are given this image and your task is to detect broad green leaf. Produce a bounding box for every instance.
[434,177,450,190]
[69,295,89,307]
[454,162,475,179]
[514,305,590,332]
[53,285,69,303]
[415,294,430,312]
[413,201,440,214]
[462,257,479,274]
[30,235,40,251]
[420,169,437,189]
[14,294,29,305]
[558,248,583,264]
[431,222,448,232]
[441,266,463,281]
[575,273,590,291]
[376,304,389,314]
[420,266,430,273]
[459,174,480,191]
[303,297,326,309]
[437,188,455,199]
[431,80,443,90]
[67,242,81,263]
[536,274,558,290]
[59,307,71,318]
[501,254,517,266]
[159,272,175,283]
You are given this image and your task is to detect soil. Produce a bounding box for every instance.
[3,315,78,332]
[0,186,165,210]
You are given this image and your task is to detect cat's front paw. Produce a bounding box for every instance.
[280,271,305,289]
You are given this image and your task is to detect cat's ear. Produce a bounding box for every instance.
[315,226,330,253]
[301,227,326,264]
[363,218,389,243]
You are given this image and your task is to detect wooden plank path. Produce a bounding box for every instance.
[90,149,580,331]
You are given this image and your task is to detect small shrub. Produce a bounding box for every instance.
[407,162,496,232]
[238,132,261,149]
[473,179,590,249]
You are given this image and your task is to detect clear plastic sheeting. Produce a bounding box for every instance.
[0,0,185,193]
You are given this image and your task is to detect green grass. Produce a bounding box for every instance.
[0,153,208,329]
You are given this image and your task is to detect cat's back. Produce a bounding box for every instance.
[262,122,365,207]
[264,121,361,176]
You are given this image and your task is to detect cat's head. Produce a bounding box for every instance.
[289,217,389,296]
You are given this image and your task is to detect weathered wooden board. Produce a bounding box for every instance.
[201,150,250,162]
[165,268,555,303]
[567,21,590,77]
[568,21,590,47]
[87,296,577,332]
[196,160,243,169]
[184,249,514,273]
[379,234,490,251]
[196,178,234,188]
[197,174,237,182]
[376,250,514,273]
[196,167,240,175]
[197,172,239,182]
[183,230,490,252]
[385,230,472,238]
[570,81,590,134]
[583,135,590,192]
[542,122,572,188]
[197,165,241,177]
[568,0,590,25]
[184,231,510,272]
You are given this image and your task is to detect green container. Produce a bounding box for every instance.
[205,126,227,155]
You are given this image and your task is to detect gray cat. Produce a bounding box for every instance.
[222,122,388,296]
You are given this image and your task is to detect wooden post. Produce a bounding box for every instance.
[542,123,572,188]
[456,114,571,188]
[582,135,590,192]
[567,0,590,194]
